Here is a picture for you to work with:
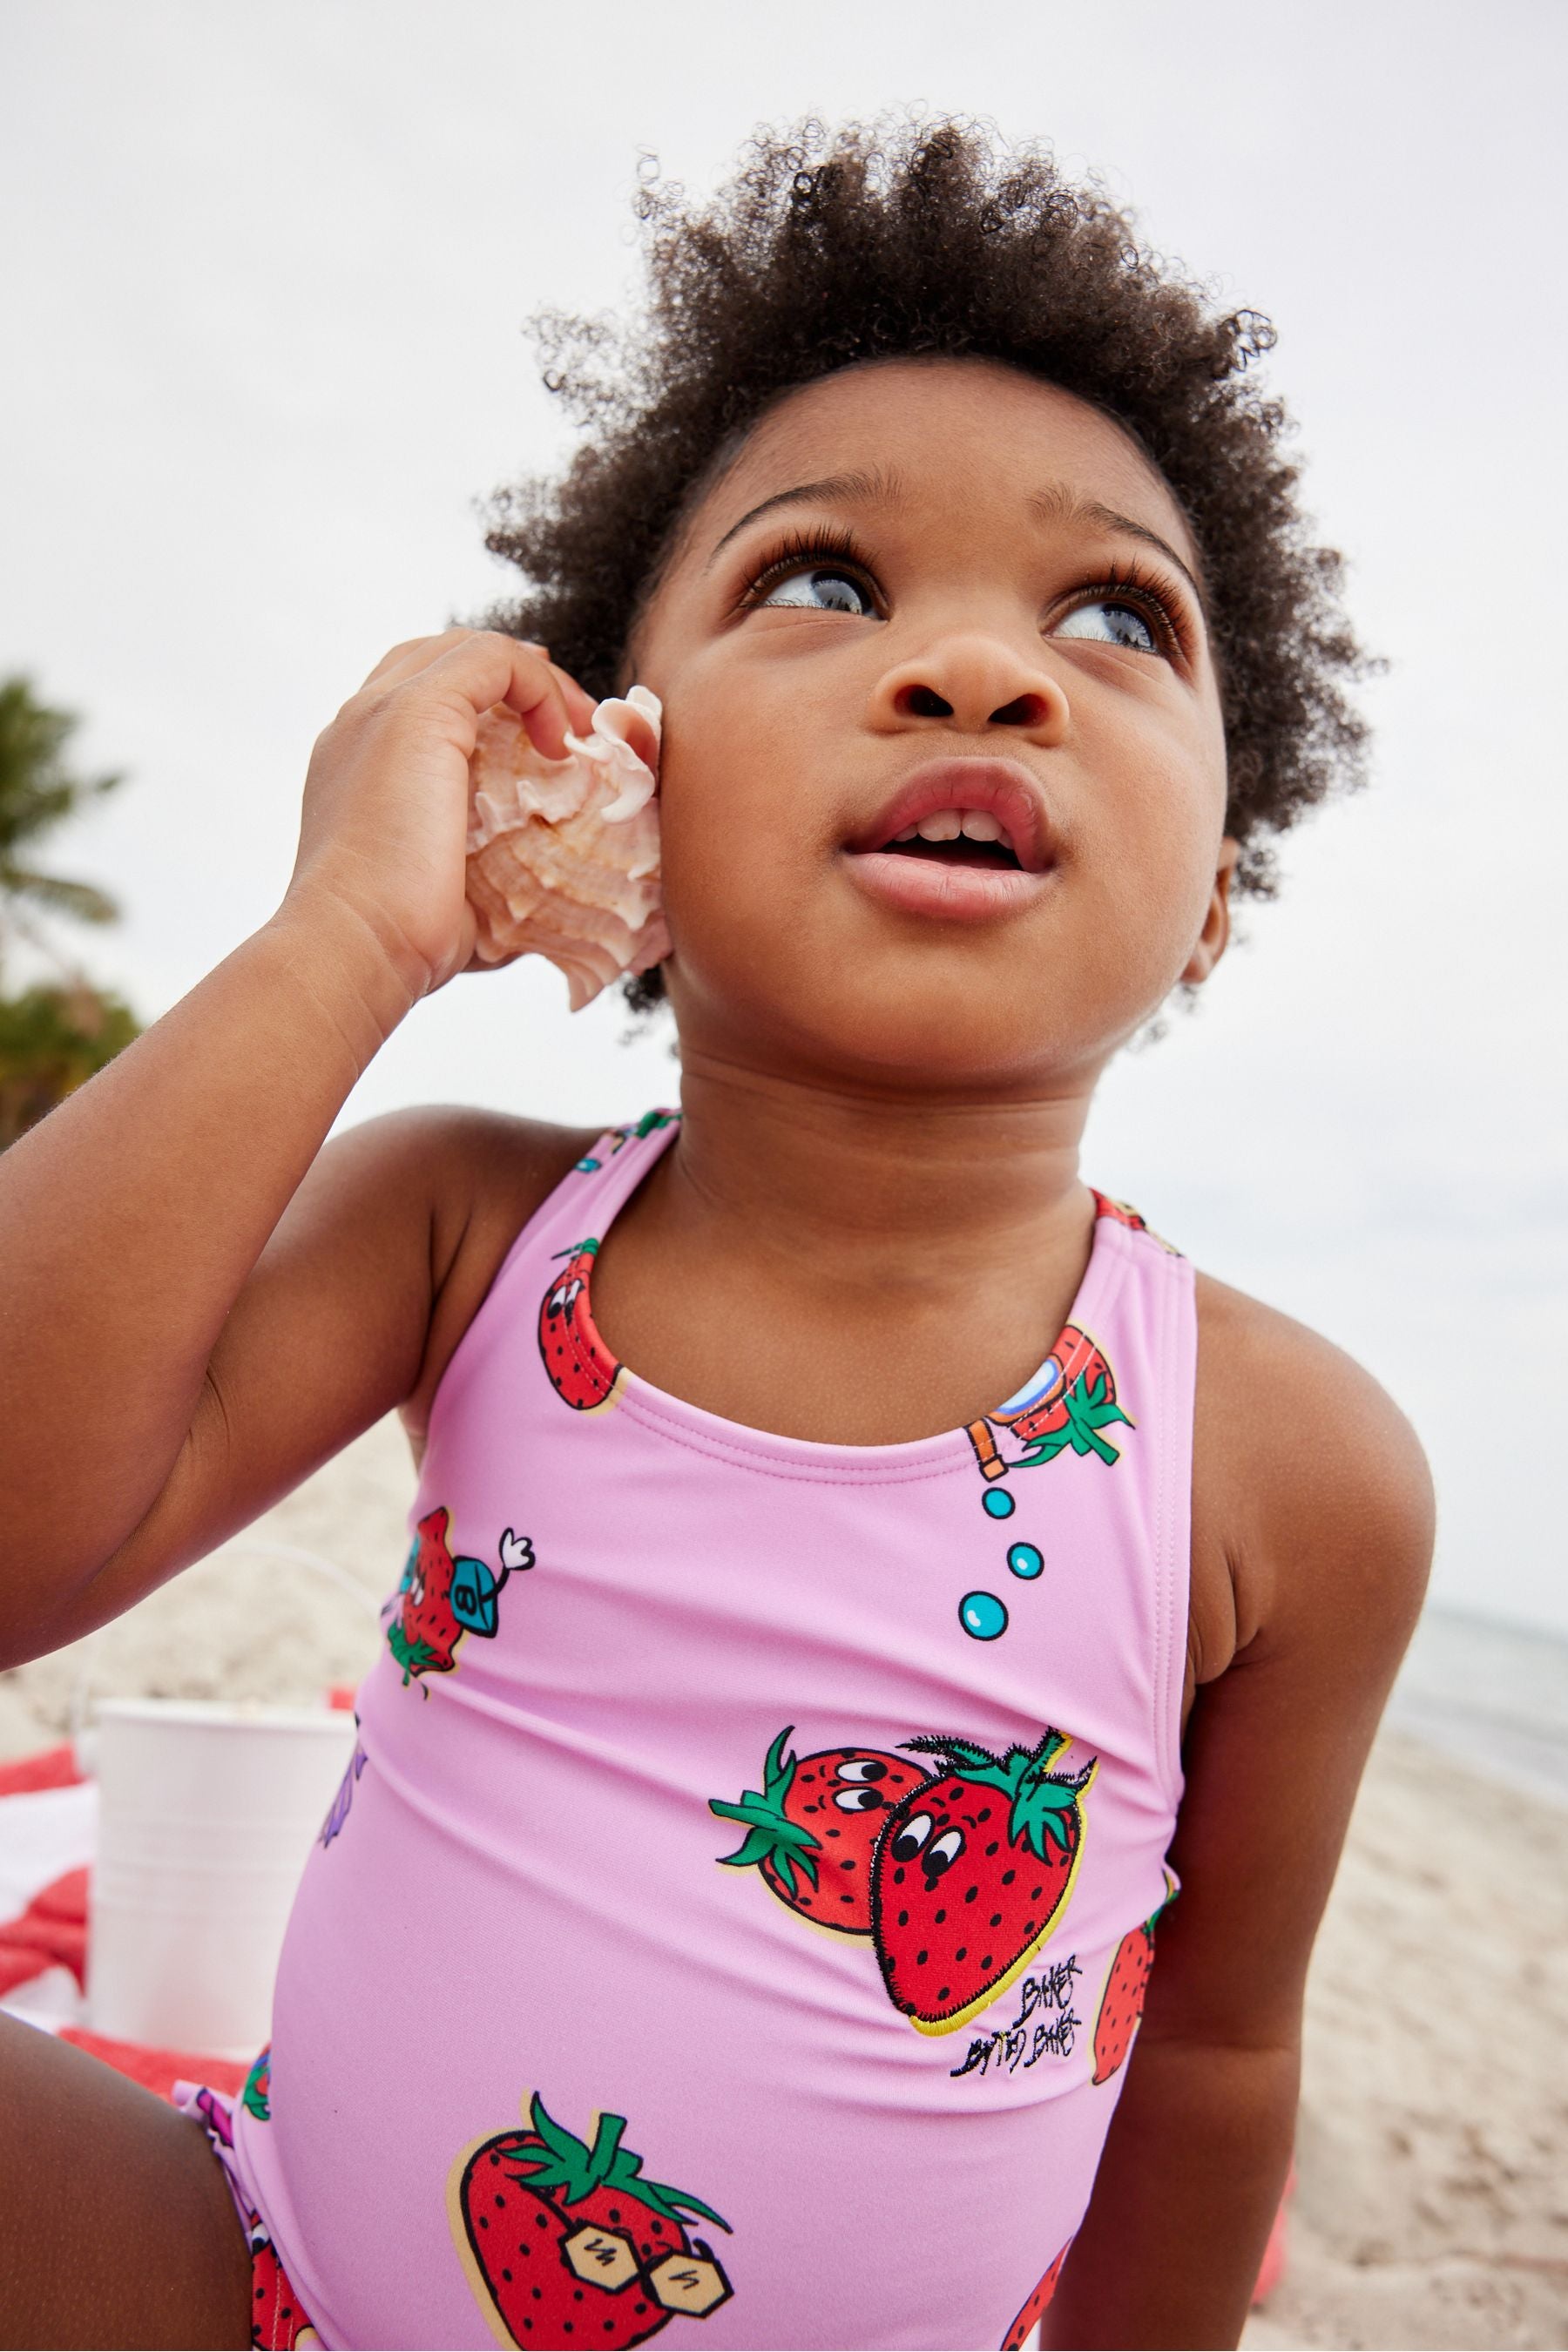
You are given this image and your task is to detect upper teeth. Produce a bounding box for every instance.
[894,809,1008,846]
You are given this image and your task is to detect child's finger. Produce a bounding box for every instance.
[420,632,577,760]
[550,665,601,737]
[359,628,474,691]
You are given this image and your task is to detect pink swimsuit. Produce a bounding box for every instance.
[189,1108,1194,2351]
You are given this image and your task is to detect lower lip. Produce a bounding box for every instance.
[841,849,1055,924]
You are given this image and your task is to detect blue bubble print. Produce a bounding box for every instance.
[1007,1542,1044,1580]
[982,1487,1016,1520]
[959,1591,1009,1641]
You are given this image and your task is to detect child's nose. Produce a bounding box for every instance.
[873,632,1070,740]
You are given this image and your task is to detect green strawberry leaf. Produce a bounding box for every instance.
[902,1729,1093,1862]
[1013,1372,1132,1470]
[514,2099,733,2234]
[708,1727,822,1888]
[385,1621,442,1684]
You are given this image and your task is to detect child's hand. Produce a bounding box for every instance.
[284,630,598,998]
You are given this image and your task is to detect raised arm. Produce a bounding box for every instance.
[0,631,593,1665]
[1043,1281,1436,2349]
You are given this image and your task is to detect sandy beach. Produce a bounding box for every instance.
[3,1413,1565,2351]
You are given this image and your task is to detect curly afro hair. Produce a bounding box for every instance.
[480,112,1377,1017]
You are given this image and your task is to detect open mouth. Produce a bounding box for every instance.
[871,815,1023,871]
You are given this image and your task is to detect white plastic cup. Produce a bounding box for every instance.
[86,1698,356,2058]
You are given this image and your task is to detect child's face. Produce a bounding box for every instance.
[633,355,1233,1090]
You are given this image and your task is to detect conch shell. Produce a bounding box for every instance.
[464,684,669,1010]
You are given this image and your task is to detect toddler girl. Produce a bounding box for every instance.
[0,117,1432,2351]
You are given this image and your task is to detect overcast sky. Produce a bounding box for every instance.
[3,0,1565,1635]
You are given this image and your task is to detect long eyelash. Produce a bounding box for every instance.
[1071,557,1194,659]
[736,524,881,609]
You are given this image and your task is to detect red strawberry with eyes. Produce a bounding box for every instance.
[1000,2239,1073,2351]
[871,1729,1097,2034]
[452,2093,732,2349]
[386,1508,517,1685]
[538,1240,625,1413]
[1092,1870,1179,2085]
[992,1326,1132,1467]
[708,1727,924,1934]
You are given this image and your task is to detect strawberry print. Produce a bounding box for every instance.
[1089,1190,1146,1232]
[608,1107,679,1155]
[964,1323,1131,1484]
[241,2044,271,2122]
[1000,2239,1072,2351]
[385,1510,529,1686]
[450,2092,733,2348]
[871,1729,1097,2035]
[1092,1870,1179,2085]
[708,1726,925,1934]
[990,1324,1131,1466]
[248,2222,320,2349]
[538,1240,625,1413]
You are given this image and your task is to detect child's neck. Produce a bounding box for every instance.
[665,1056,1097,1300]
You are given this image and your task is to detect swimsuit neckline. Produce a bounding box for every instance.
[564,1112,1132,1482]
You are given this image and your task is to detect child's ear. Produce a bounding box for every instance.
[1181,838,1240,986]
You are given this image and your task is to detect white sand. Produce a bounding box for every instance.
[3,1416,1565,2350]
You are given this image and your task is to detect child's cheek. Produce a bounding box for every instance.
[652,719,808,957]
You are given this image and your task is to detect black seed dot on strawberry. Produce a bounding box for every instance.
[844,1855,855,1869]
[479,2214,490,2228]
[956,1945,967,1960]
[917,1948,928,1963]
[802,1768,817,1783]
[978,1807,992,1821]
[1031,1886,1043,1900]
[503,2270,512,2283]
[1002,1869,1016,1884]
[496,2193,506,2208]
[982,1954,992,1969]
[1026,1919,1037,1933]
[635,2305,648,2317]
[937,1986,950,2000]
[574,2289,585,2301]
[537,2214,549,2229]
[609,2208,620,2223]
[990,1911,1003,1926]
[897,1909,909,1925]
[533,2287,543,2300]
[489,2153,501,2167]
[652,2220,665,2234]
[986,1841,1000,1856]
[841,1894,854,1905]
[965,1885,979,1903]
[827,1828,841,1839]
[564,2326,573,2335]
[894,1866,905,1884]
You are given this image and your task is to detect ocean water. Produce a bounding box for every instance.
[1385,1602,1568,1808]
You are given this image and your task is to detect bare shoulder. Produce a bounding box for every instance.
[1192,1269,1435,1673]
[390,1105,609,1444]
[1133,1272,1436,2056]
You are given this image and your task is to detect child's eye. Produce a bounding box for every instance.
[756,564,876,616]
[1054,597,1160,655]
